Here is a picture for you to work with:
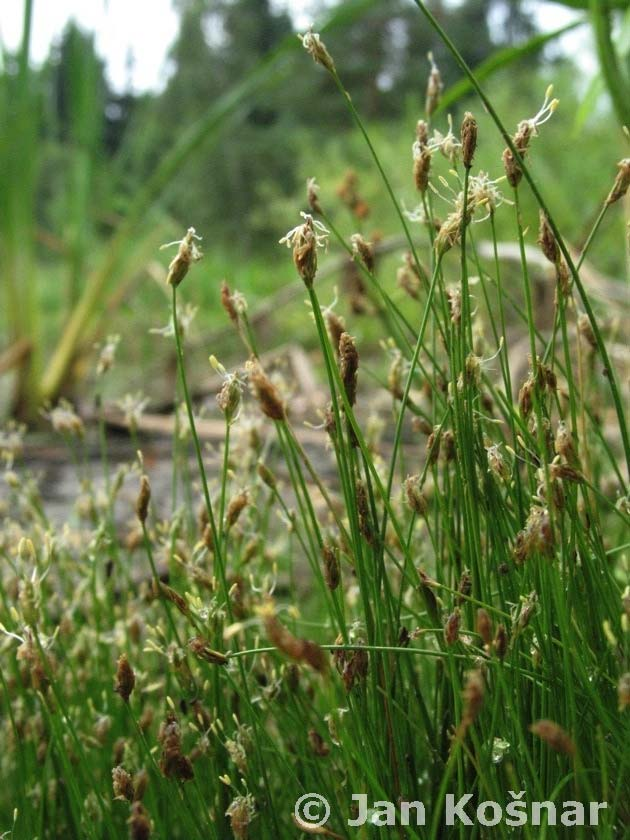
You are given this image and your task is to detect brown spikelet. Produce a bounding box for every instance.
[247,361,286,421]
[554,420,576,463]
[188,636,228,666]
[502,148,522,188]
[202,523,215,553]
[447,286,462,324]
[339,332,359,407]
[158,712,194,780]
[114,654,135,703]
[404,475,428,516]
[308,729,330,757]
[493,623,508,660]
[262,606,327,673]
[455,669,485,743]
[326,311,346,355]
[165,228,202,288]
[529,719,575,756]
[332,634,369,691]
[351,233,375,273]
[112,765,134,802]
[413,147,432,194]
[128,801,152,840]
[155,582,189,617]
[221,280,239,323]
[307,176,322,214]
[442,429,456,462]
[322,542,340,591]
[538,211,559,265]
[605,158,630,206]
[135,475,151,524]
[461,112,477,169]
[577,313,597,350]
[355,479,374,544]
[426,429,441,466]
[455,569,472,605]
[444,610,461,645]
[476,609,493,647]
[299,29,335,74]
[416,119,429,146]
[226,491,249,529]
[425,52,443,117]
[549,461,584,484]
[518,376,535,418]
[257,461,277,490]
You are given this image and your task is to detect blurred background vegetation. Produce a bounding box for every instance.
[1,0,628,422]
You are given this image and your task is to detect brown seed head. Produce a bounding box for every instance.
[114,654,135,703]
[299,29,335,73]
[156,582,189,617]
[606,158,630,206]
[165,228,202,288]
[306,176,322,214]
[216,377,241,424]
[112,765,134,802]
[461,669,485,731]
[158,712,194,781]
[188,636,228,666]
[262,604,327,673]
[425,52,443,117]
[339,332,359,407]
[135,475,151,524]
[257,461,277,490]
[413,146,432,194]
[220,280,239,324]
[247,361,286,421]
[350,233,375,273]
[529,719,575,756]
[426,429,441,466]
[577,313,597,350]
[355,479,374,544]
[326,311,346,354]
[444,609,461,645]
[476,608,493,647]
[322,541,341,591]
[447,286,462,324]
[493,623,508,659]
[461,112,478,169]
[416,119,429,147]
[538,211,559,264]
[308,729,330,757]
[226,491,249,529]
[128,801,152,840]
[403,474,428,516]
[456,569,472,605]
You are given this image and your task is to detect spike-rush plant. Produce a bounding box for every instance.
[0,7,629,840]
